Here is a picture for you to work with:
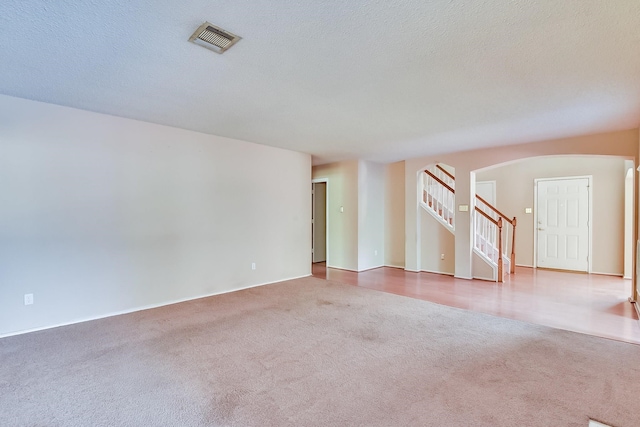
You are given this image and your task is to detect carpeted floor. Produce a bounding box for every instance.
[1,276,639,426]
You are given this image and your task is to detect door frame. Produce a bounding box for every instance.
[533,175,593,273]
[312,178,329,265]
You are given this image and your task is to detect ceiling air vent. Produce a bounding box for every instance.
[189,22,241,54]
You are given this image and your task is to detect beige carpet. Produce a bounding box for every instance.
[1,276,639,427]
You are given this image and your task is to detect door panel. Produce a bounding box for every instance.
[476,181,496,205]
[537,178,589,272]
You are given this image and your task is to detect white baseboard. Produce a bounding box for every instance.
[421,269,454,276]
[0,273,312,339]
[384,264,405,269]
[357,264,385,272]
[590,271,624,277]
[454,275,473,280]
[473,275,496,282]
[325,265,358,272]
[515,263,533,268]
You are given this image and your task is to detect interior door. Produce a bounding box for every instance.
[476,181,496,205]
[536,178,589,272]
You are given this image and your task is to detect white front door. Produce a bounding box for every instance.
[536,177,590,272]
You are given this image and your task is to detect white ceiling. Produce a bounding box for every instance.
[1,1,639,165]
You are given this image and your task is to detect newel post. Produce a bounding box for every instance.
[511,217,517,274]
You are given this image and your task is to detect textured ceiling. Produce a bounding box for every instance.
[1,1,639,164]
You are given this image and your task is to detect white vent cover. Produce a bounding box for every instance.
[189,22,241,54]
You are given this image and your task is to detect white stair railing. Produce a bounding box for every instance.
[420,164,517,282]
[434,164,455,190]
[422,169,455,229]
[474,196,517,282]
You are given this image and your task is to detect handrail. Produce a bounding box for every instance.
[474,206,499,226]
[424,170,454,194]
[435,164,455,181]
[425,167,516,278]
[476,195,516,274]
[476,195,514,225]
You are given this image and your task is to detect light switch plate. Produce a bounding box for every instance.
[458,205,469,212]
[525,207,532,214]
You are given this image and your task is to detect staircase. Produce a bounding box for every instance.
[421,165,517,282]
[422,165,455,231]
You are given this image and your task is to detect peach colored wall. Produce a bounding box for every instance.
[637,132,640,301]
[358,160,385,270]
[405,129,639,279]
[384,161,406,268]
[420,209,455,274]
[476,156,627,275]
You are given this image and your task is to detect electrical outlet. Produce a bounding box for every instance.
[440,254,445,260]
[251,262,256,270]
[24,294,34,305]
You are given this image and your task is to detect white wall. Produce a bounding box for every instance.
[312,161,359,271]
[313,160,390,272]
[358,161,385,271]
[384,161,405,268]
[0,95,311,337]
[476,156,626,275]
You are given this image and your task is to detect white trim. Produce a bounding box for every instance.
[421,269,455,276]
[357,264,385,272]
[384,264,406,269]
[590,271,625,277]
[325,265,358,272]
[533,175,593,273]
[454,275,473,280]
[312,178,329,266]
[0,274,311,339]
[516,263,534,268]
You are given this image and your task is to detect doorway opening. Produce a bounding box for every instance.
[312,181,327,263]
